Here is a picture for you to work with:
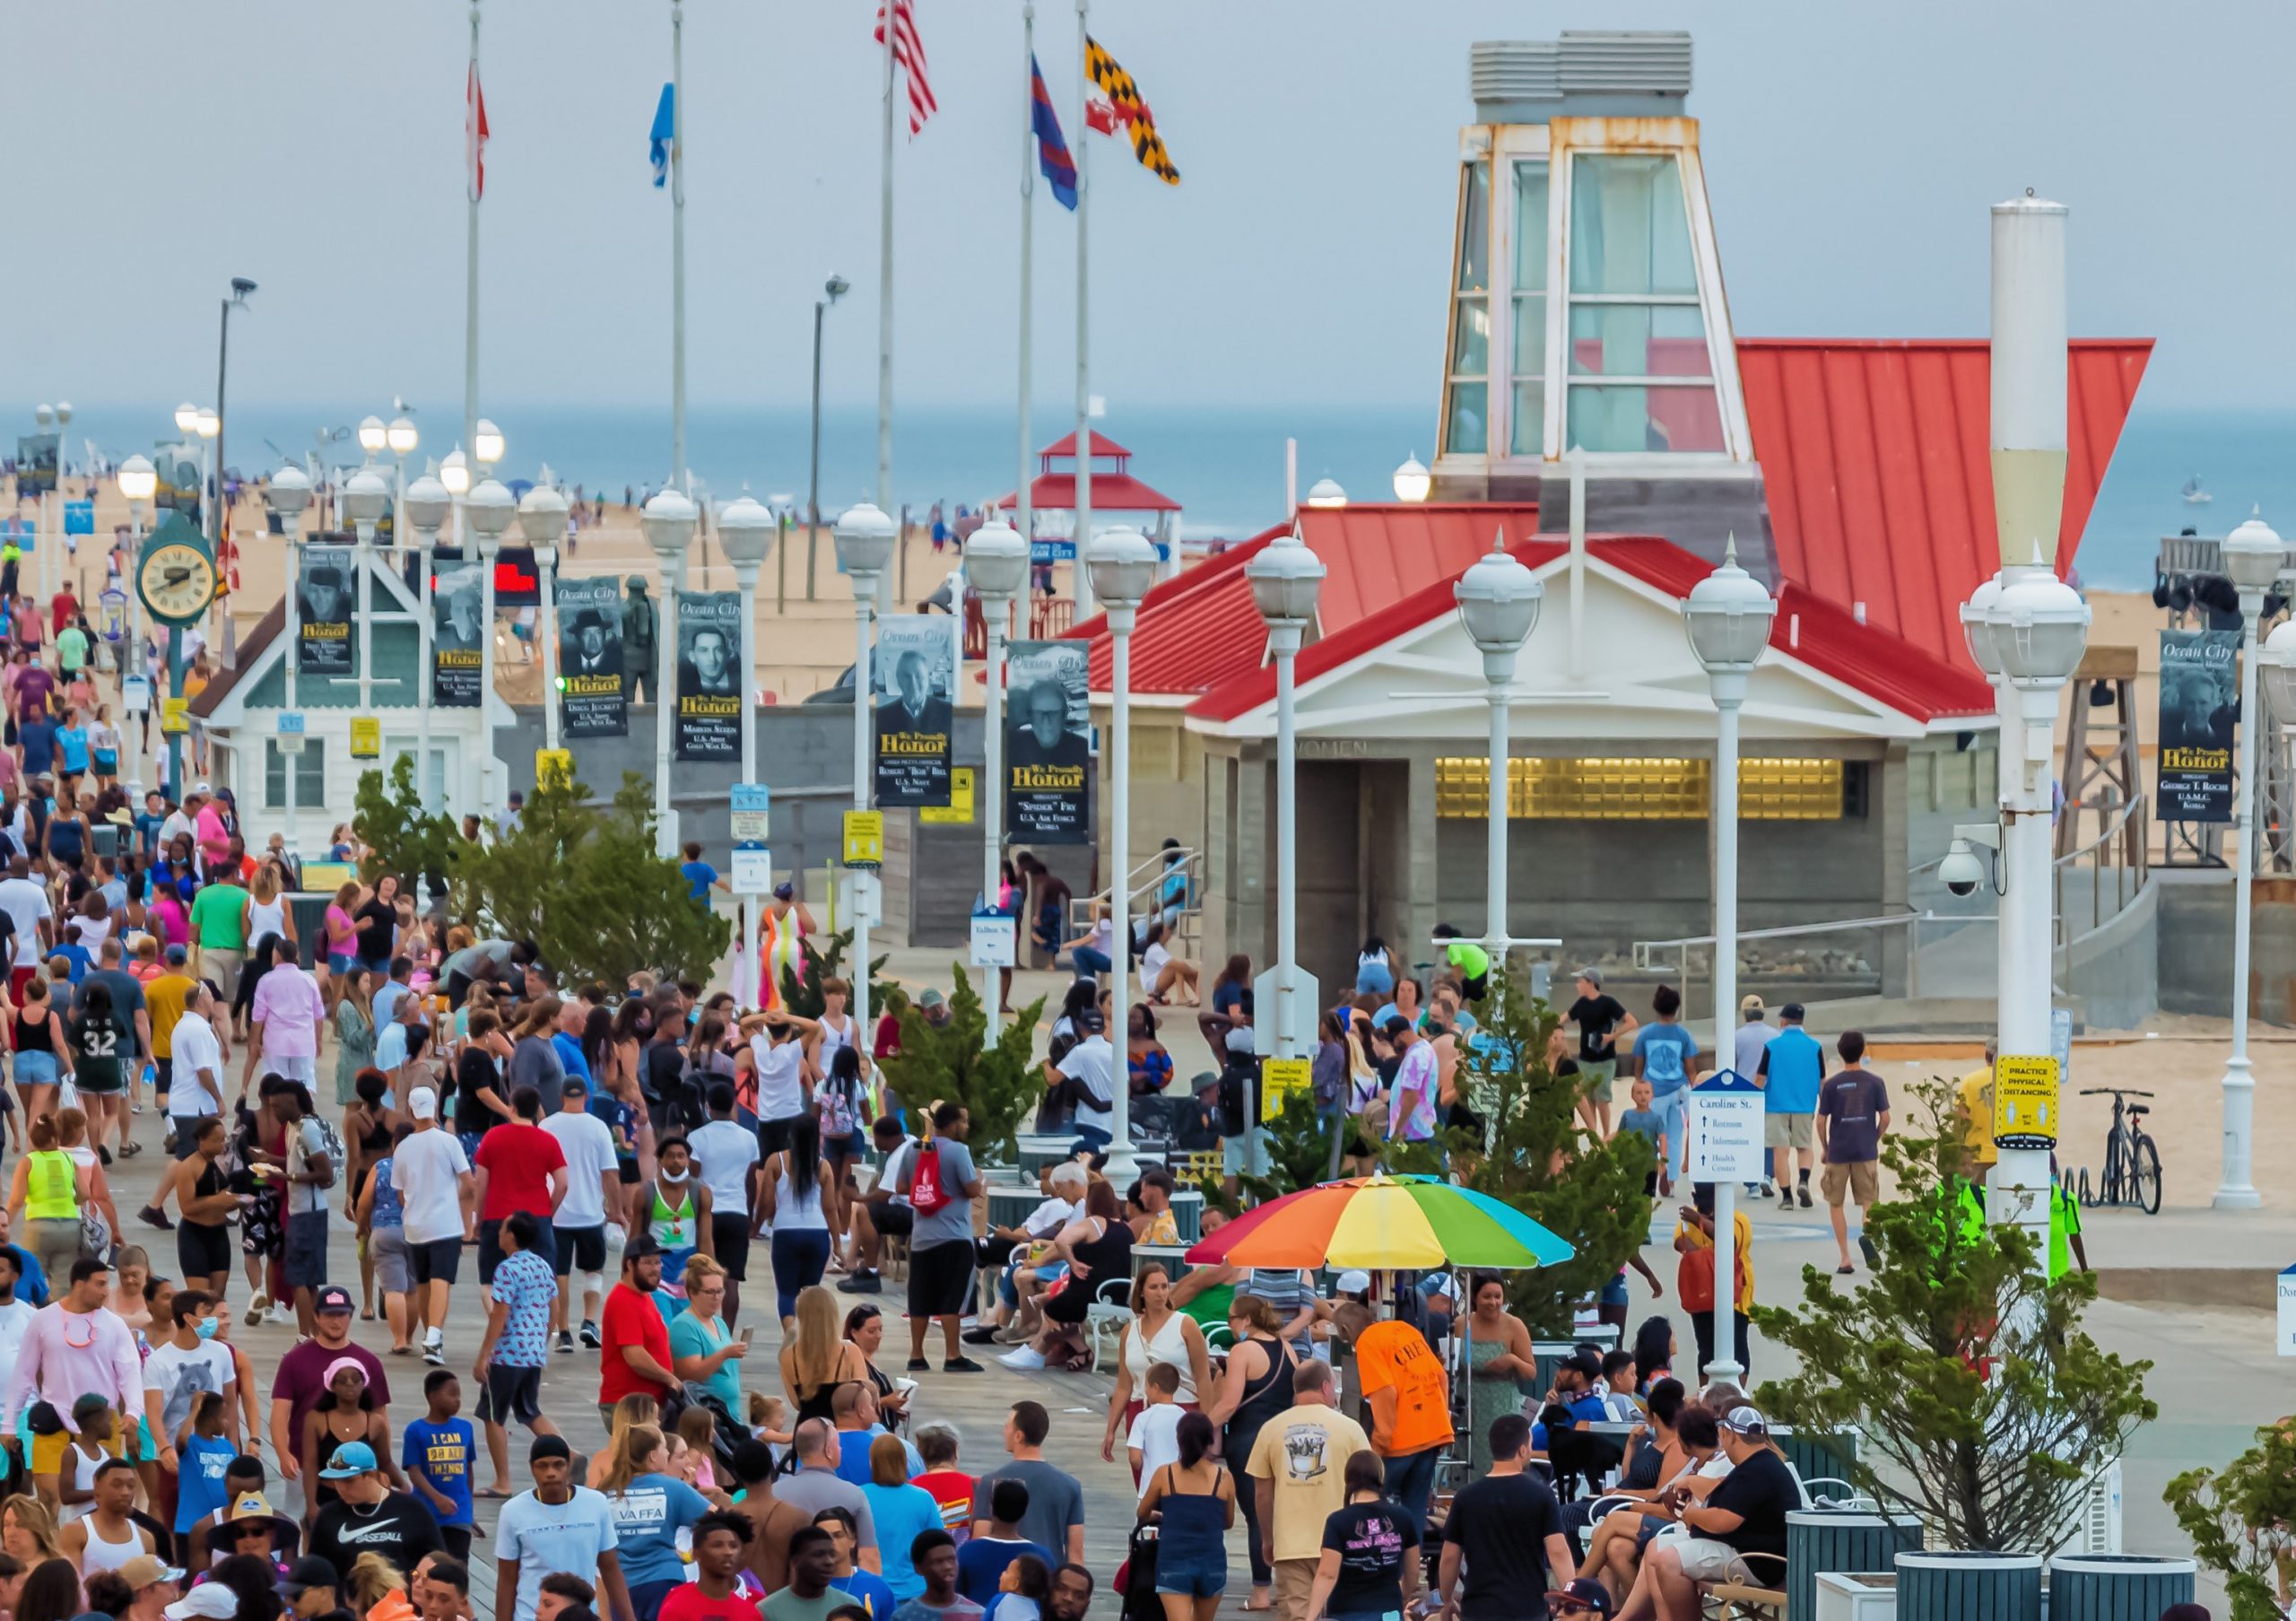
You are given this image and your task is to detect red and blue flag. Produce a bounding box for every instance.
[1031,56,1077,211]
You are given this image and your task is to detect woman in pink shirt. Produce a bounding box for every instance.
[245,939,327,1090]
[195,797,231,875]
[148,885,190,952]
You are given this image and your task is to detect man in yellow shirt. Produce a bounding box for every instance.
[1955,1038,1998,1174]
[144,944,201,1158]
[1674,1185,1754,1381]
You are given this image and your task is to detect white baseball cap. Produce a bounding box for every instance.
[165,1587,239,1621]
[1335,1269,1372,1295]
[408,1086,439,1120]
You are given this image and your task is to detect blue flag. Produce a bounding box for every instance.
[1031,57,1077,211]
[649,83,675,187]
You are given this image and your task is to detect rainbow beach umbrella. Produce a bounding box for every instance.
[1183,1174,1575,1271]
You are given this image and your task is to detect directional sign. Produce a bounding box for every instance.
[276,711,307,755]
[731,782,771,894]
[2280,1265,2296,1357]
[1687,1071,1767,1184]
[970,909,1017,968]
[63,501,93,536]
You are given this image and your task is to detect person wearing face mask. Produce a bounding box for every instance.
[141,1287,242,1521]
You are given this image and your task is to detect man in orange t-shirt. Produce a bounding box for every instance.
[1353,1316,1451,1537]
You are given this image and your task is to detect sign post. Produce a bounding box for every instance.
[730,783,772,895]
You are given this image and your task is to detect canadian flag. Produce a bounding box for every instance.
[467,63,490,200]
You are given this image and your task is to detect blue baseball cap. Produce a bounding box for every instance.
[317,1442,378,1479]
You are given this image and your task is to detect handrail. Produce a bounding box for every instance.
[1632,910,1929,967]
[1067,847,1206,955]
[2053,793,2149,947]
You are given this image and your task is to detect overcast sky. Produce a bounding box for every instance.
[9,1,2290,419]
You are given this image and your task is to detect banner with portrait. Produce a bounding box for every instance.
[296,545,355,675]
[13,433,57,498]
[432,561,485,707]
[874,614,957,806]
[152,443,201,519]
[556,574,627,738]
[674,591,743,763]
[1004,639,1091,843]
[2157,628,2238,822]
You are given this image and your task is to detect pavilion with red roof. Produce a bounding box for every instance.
[997,430,1181,563]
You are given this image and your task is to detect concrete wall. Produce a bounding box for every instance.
[2159,869,2235,1018]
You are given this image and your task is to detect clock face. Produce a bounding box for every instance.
[138,542,219,625]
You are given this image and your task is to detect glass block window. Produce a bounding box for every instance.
[1434,757,1844,820]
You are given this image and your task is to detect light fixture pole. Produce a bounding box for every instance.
[1247,523,1327,1076]
[343,468,389,719]
[1683,536,1775,1381]
[51,402,72,607]
[264,467,313,864]
[387,414,419,555]
[116,456,157,768]
[718,495,777,1001]
[465,478,517,819]
[640,489,699,855]
[835,503,899,1071]
[806,275,849,604]
[1451,533,1543,971]
[439,450,473,815]
[1085,526,1161,1179]
[523,484,573,759]
[2213,514,2283,1207]
[2262,617,2296,880]
[405,476,452,816]
[213,279,253,662]
[192,407,219,653]
[966,517,1031,1050]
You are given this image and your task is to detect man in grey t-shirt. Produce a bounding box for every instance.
[898,1102,986,1373]
[773,1420,883,1573]
[968,1400,1085,1564]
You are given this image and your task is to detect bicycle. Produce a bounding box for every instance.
[2074,1087,2161,1214]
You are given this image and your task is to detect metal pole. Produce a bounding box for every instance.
[1485,679,1508,961]
[807,301,824,601]
[2215,600,2265,1207]
[540,547,561,754]
[354,515,374,717]
[852,586,875,1080]
[982,598,1008,1051]
[671,0,687,494]
[465,1,482,464]
[1017,1,1036,568]
[1071,0,1093,619]
[167,626,184,801]
[735,557,761,1002]
[1709,677,1744,1379]
[416,527,435,816]
[654,541,680,858]
[283,526,301,864]
[1103,607,1135,1179]
[876,1,895,520]
[477,532,500,819]
[1994,678,2059,1260]
[214,302,235,667]
[1272,626,1301,1056]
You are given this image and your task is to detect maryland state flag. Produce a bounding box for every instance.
[1084,36,1178,185]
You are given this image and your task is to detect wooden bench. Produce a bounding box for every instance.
[1702,1553,1787,1619]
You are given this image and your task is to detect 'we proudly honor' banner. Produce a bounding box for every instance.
[1004,640,1091,842]
[297,545,355,675]
[556,575,628,737]
[2157,628,2238,822]
[874,615,956,806]
[674,591,743,762]
[432,562,485,707]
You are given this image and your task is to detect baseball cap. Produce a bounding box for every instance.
[164,943,188,965]
[408,1085,439,1120]
[626,1233,665,1259]
[1335,1269,1371,1296]
[1721,1406,1769,1438]
[919,988,945,1008]
[165,1587,239,1620]
[1074,1006,1105,1036]
[117,1555,185,1590]
[225,1491,282,1524]
[1551,1577,1616,1616]
[1780,1002,1806,1023]
[190,782,212,796]
[315,1285,355,1316]
[1740,993,1765,1015]
[1577,966,1603,987]
[561,1077,590,1098]
[281,1556,341,1596]
[317,1441,378,1479]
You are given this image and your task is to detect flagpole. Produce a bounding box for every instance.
[1017,4,1035,565]
[671,0,688,494]
[876,0,896,540]
[1073,0,1094,619]
[464,2,481,475]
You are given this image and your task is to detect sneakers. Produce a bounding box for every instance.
[961,1325,1001,1346]
[997,1346,1047,1371]
[1798,1186,1813,1209]
[1779,1190,1796,1212]
[556,1329,575,1355]
[266,1304,294,1327]
[579,1320,601,1348]
[137,1206,175,1232]
[1758,1181,1777,1198]
[422,1329,446,1366]
[944,1357,985,1373]
[838,1269,882,1295]
[244,1292,270,1327]
[907,1357,933,1373]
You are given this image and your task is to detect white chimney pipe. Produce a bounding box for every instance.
[1990,193,2068,571]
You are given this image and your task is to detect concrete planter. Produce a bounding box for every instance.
[2044,1554,2196,1621]
[1894,1549,2043,1621]
[1788,1508,1921,1619]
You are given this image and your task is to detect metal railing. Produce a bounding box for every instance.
[1068,845,1205,957]
[1632,911,1930,1006]
[961,595,1080,660]
[2052,794,2150,946]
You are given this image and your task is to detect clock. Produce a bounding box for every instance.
[137,537,219,627]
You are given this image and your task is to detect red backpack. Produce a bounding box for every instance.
[909,1144,952,1216]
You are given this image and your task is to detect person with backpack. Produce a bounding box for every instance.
[758,1111,833,1328]
[274,1083,338,1338]
[898,1102,986,1375]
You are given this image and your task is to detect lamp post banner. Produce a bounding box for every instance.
[556,573,628,738]
[674,589,743,762]
[1003,639,1091,842]
[2156,628,2238,823]
[296,545,355,675]
[152,444,201,519]
[432,561,485,707]
[874,614,957,806]
[13,434,57,497]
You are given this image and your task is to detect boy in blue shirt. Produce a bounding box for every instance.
[1615,1077,1668,1198]
[1630,984,1701,1189]
[174,1391,239,1541]
[680,841,726,905]
[402,1368,477,1563]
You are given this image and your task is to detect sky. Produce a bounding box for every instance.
[7,1,2293,424]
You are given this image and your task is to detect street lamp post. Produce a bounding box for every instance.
[1085,526,1161,1181]
[718,496,777,1001]
[117,456,156,776]
[2262,619,2296,883]
[806,275,849,603]
[405,476,452,817]
[192,407,219,653]
[834,505,898,1099]
[263,467,314,863]
[1451,533,1543,970]
[343,468,390,721]
[465,478,517,819]
[640,489,699,856]
[2212,515,2283,1208]
[965,518,1031,1050]
[387,414,419,564]
[522,484,573,760]
[439,450,473,816]
[474,419,505,476]
[1683,536,1776,1381]
[1247,523,1327,1079]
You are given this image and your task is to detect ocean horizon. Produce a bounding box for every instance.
[39,399,2296,595]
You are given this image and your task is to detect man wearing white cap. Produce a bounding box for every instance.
[390,1087,476,1365]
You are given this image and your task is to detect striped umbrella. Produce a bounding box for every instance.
[1183,1174,1575,1271]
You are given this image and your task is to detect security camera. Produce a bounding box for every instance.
[230,276,257,297]
[826,275,850,301]
[1940,822,2004,898]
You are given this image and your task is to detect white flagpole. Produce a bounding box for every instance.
[464,2,482,476]
[877,4,896,524]
[672,0,688,493]
[1073,0,1093,618]
[1018,4,1035,559]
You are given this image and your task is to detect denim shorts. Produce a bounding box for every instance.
[1157,1569,1227,1599]
[327,953,357,975]
[14,1051,57,1086]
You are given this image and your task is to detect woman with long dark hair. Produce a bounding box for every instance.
[1134,1412,1235,1621]
[299,1360,396,1530]
[1633,1314,1677,1396]
[816,1045,871,1248]
[758,1111,832,1325]
[12,1557,83,1621]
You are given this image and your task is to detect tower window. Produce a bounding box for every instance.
[1442,161,1492,457]
[1564,153,1725,453]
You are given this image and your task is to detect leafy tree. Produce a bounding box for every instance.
[352,758,457,894]
[2166,1422,2296,1621]
[1749,1076,2155,1552]
[776,928,895,1023]
[1382,972,1654,1336]
[878,964,1047,1162]
[1238,1087,1346,1205]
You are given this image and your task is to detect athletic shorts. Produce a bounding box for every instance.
[1764,1113,1815,1150]
[907,1238,976,1320]
[177,1220,232,1281]
[1579,1059,1619,1103]
[711,1213,752,1282]
[479,1219,556,1284]
[410,1236,464,1287]
[552,1224,608,1277]
[284,1211,330,1288]
[1822,1160,1879,1207]
[478,1364,544,1426]
[372,1225,413,1294]
[758,1113,806,1161]
[872,1201,914,1237]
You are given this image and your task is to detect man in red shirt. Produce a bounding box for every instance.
[598,1234,674,1425]
[49,588,76,638]
[656,1511,761,1621]
[472,1085,570,1283]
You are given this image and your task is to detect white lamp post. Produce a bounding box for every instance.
[1391,456,1431,504]
[404,475,452,818]
[1086,525,1161,1179]
[192,408,218,644]
[522,484,574,761]
[966,517,1031,1050]
[1683,536,1775,1381]
[2262,618,2296,883]
[1452,534,1542,965]
[2212,514,2283,1207]
[1304,477,1347,510]
[717,493,776,1000]
[264,466,314,864]
[465,478,517,819]
[357,415,387,462]
[117,456,156,770]
[1247,523,1327,1079]
[835,503,899,1076]
[387,414,419,567]
[343,468,390,719]
[639,488,699,856]
[474,418,505,472]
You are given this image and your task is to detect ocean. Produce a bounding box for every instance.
[46,399,2296,594]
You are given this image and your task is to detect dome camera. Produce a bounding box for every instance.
[1939,823,2004,899]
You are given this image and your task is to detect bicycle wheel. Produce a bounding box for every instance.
[2130,1132,2162,1215]
[2100,1128,2127,1206]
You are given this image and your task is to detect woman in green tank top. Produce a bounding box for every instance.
[5,1113,92,1285]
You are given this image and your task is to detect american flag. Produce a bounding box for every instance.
[874,0,936,135]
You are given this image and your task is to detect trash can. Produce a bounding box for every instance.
[1787,1508,1920,1621]
[287,893,333,970]
[2045,1554,2196,1621]
[1894,1549,2042,1621]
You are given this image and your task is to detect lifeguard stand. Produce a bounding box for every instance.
[2057,644,2148,869]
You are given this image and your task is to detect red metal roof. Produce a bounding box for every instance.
[1736,338,2152,674]
[996,473,1181,514]
[1038,429,1134,461]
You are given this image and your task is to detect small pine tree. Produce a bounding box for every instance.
[2166,1423,2296,1621]
[776,928,895,1024]
[878,964,1047,1163]
[1749,1076,2155,1552]
[352,757,457,895]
